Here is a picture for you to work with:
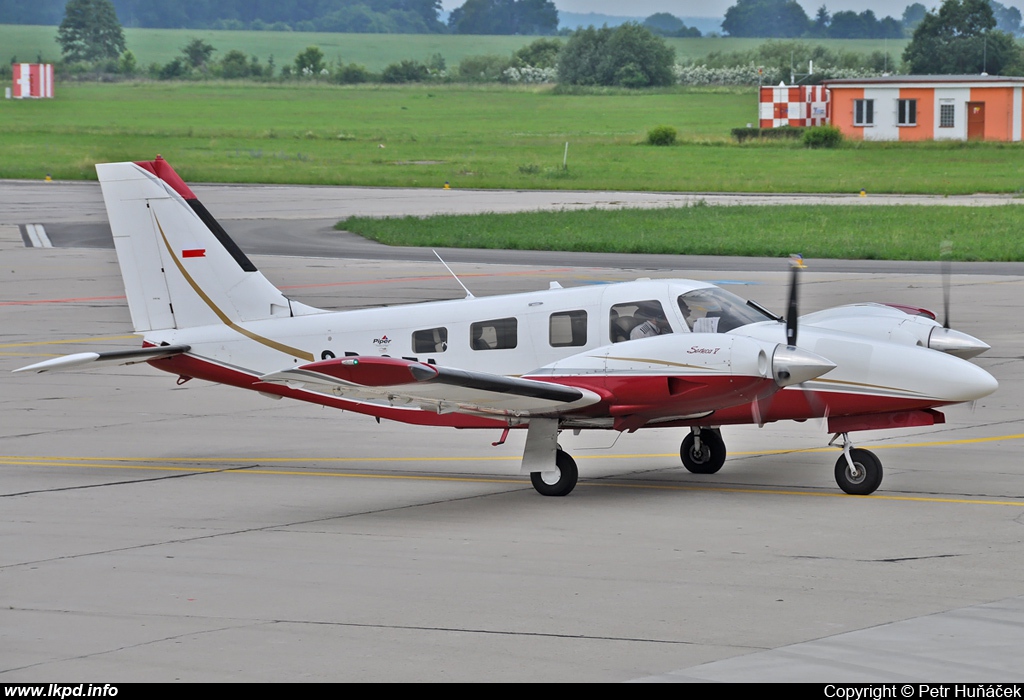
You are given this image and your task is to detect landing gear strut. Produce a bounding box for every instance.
[830,432,883,495]
[521,419,579,497]
[680,428,726,474]
[530,449,578,497]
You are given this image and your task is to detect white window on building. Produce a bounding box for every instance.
[897,99,917,126]
[854,99,874,126]
[939,103,956,128]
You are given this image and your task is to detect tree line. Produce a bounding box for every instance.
[43,0,1024,86]
[722,0,1021,39]
[7,0,1024,41]
[0,0,562,35]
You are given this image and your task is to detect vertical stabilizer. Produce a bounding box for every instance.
[96,157,320,332]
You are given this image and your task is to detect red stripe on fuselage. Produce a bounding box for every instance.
[705,388,954,427]
[145,355,947,433]
[531,374,779,420]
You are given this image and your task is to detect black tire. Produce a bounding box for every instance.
[680,429,726,474]
[530,449,578,497]
[834,448,883,495]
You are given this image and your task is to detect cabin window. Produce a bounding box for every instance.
[854,99,874,126]
[897,99,917,126]
[609,300,671,343]
[549,310,587,347]
[470,317,517,350]
[412,327,448,354]
[939,103,955,128]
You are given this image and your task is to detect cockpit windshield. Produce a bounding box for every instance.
[678,288,776,333]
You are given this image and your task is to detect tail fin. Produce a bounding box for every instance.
[96,157,320,332]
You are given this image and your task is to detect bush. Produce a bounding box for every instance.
[456,54,511,82]
[513,38,562,69]
[157,57,186,80]
[381,59,429,83]
[294,46,325,76]
[220,49,251,79]
[333,62,371,84]
[802,125,844,148]
[647,125,677,146]
[731,126,805,142]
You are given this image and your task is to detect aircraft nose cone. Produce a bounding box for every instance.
[928,327,991,359]
[942,360,999,402]
[772,345,836,387]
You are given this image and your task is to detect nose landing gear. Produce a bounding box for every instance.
[830,432,883,495]
[680,428,726,474]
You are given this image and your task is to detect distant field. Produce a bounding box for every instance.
[340,206,1024,262]
[2,82,1023,194]
[0,24,908,70]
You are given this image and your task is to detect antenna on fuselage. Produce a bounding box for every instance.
[433,250,475,299]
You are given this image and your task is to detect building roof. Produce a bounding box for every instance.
[823,75,1024,88]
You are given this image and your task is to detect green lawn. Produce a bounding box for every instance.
[2,82,1023,194]
[339,205,1024,261]
[1,24,908,71]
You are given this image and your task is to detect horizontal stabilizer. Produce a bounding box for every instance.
[14,344,190,374]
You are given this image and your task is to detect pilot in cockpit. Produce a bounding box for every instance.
[629,302,673,340]
[678,298,694,331]
[679,293,718,332]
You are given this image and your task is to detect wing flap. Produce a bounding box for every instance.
[14,344,191,374]
[259,356,599,417]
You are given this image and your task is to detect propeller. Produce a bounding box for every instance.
[927,240,990,358]
[751,254,816,427]
[785,253,805,347]
[940,240,952,329]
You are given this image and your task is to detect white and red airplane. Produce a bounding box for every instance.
[15,158,998,497]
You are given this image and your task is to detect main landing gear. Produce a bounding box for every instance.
[522,418,579,497]
[830,432,883,495]
[530,449,578,497]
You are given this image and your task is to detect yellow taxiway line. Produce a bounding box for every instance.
[3,432,1023,507]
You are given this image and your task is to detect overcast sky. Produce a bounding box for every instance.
[438,1,1009,20]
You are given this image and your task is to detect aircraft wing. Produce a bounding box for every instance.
[13,345,192,374]
[259,356,602,418]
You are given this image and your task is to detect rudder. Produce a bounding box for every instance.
[97,157,320,332]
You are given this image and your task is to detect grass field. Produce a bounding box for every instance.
[3,82,1024,195]
[1,24,908,71]
[339,205,1024,261]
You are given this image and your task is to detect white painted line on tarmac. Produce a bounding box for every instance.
[24,224,52,248]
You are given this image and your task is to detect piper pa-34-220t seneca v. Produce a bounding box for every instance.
[16,158,998,497]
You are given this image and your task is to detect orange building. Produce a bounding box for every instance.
[823,75,1024,142]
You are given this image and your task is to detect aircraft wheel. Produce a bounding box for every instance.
[680,429,726,474]
[834,448,883,495]
[530,449,578,497]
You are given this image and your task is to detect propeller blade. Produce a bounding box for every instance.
[803,387,830,424]
[786,254,804,347]
[751,395,766,428]
[940,240,952,329]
